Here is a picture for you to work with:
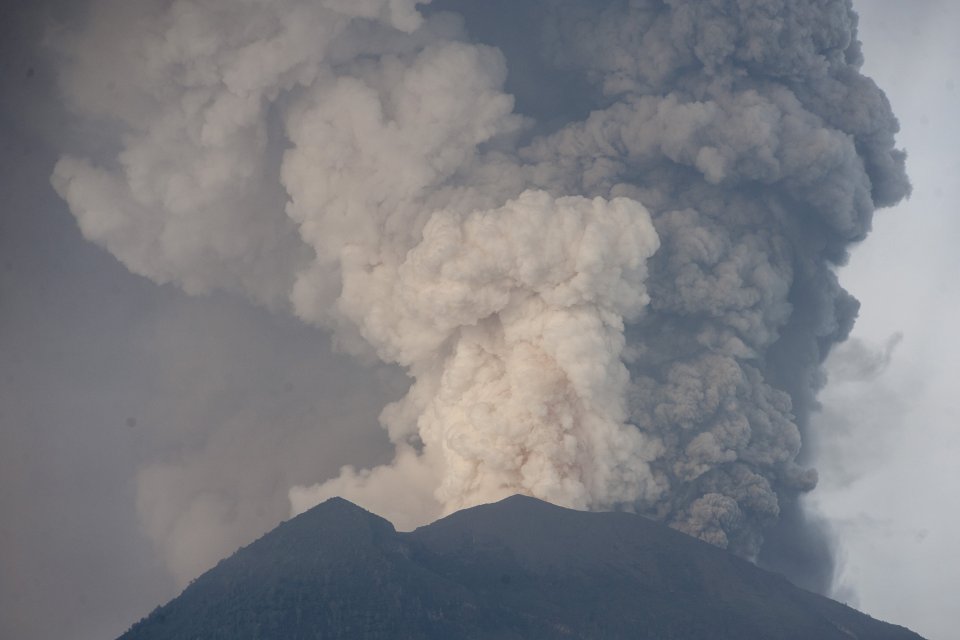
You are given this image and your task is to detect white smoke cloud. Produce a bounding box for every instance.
[292,190,662,526]
[52,0,663,532]
[51,0,908,590]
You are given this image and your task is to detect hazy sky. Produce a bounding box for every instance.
[1,2,956,640]
[810,3,960,638]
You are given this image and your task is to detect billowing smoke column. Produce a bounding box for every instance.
[52,0,907,590]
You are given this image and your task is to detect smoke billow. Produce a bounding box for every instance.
[52,0,908,591]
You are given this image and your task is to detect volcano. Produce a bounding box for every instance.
[119,496,924,639]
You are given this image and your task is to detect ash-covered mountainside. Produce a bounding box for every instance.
[119,496,924,640]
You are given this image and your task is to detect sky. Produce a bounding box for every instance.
[0,2,957,640]
[809,2,960,636]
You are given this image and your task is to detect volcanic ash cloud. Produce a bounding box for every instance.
[289,190,663,526]
[52,0,909,580]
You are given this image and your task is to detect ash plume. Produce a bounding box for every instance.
[51,0,908,592]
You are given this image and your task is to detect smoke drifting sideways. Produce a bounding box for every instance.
[51,0,908,593]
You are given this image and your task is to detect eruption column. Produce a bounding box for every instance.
[52,0,908,592]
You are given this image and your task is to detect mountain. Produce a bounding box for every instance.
[119,496,925,639]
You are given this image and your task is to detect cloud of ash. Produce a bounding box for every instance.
[51,0,908,592]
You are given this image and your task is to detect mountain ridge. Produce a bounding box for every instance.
[119,495,926,640]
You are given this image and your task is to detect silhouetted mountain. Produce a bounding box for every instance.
[119,496,925,639]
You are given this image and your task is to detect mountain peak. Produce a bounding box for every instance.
[281,495,395,537]
[119,497,926,640]
[494,493,549,505]
[294,495,379,517]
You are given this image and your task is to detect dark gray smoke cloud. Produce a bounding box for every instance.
[49,0,908,596]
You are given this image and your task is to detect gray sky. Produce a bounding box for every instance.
[1,2,956,639]
[810,3,960,639]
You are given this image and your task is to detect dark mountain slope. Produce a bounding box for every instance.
[119,496,925,640]
[119,498,488,639]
